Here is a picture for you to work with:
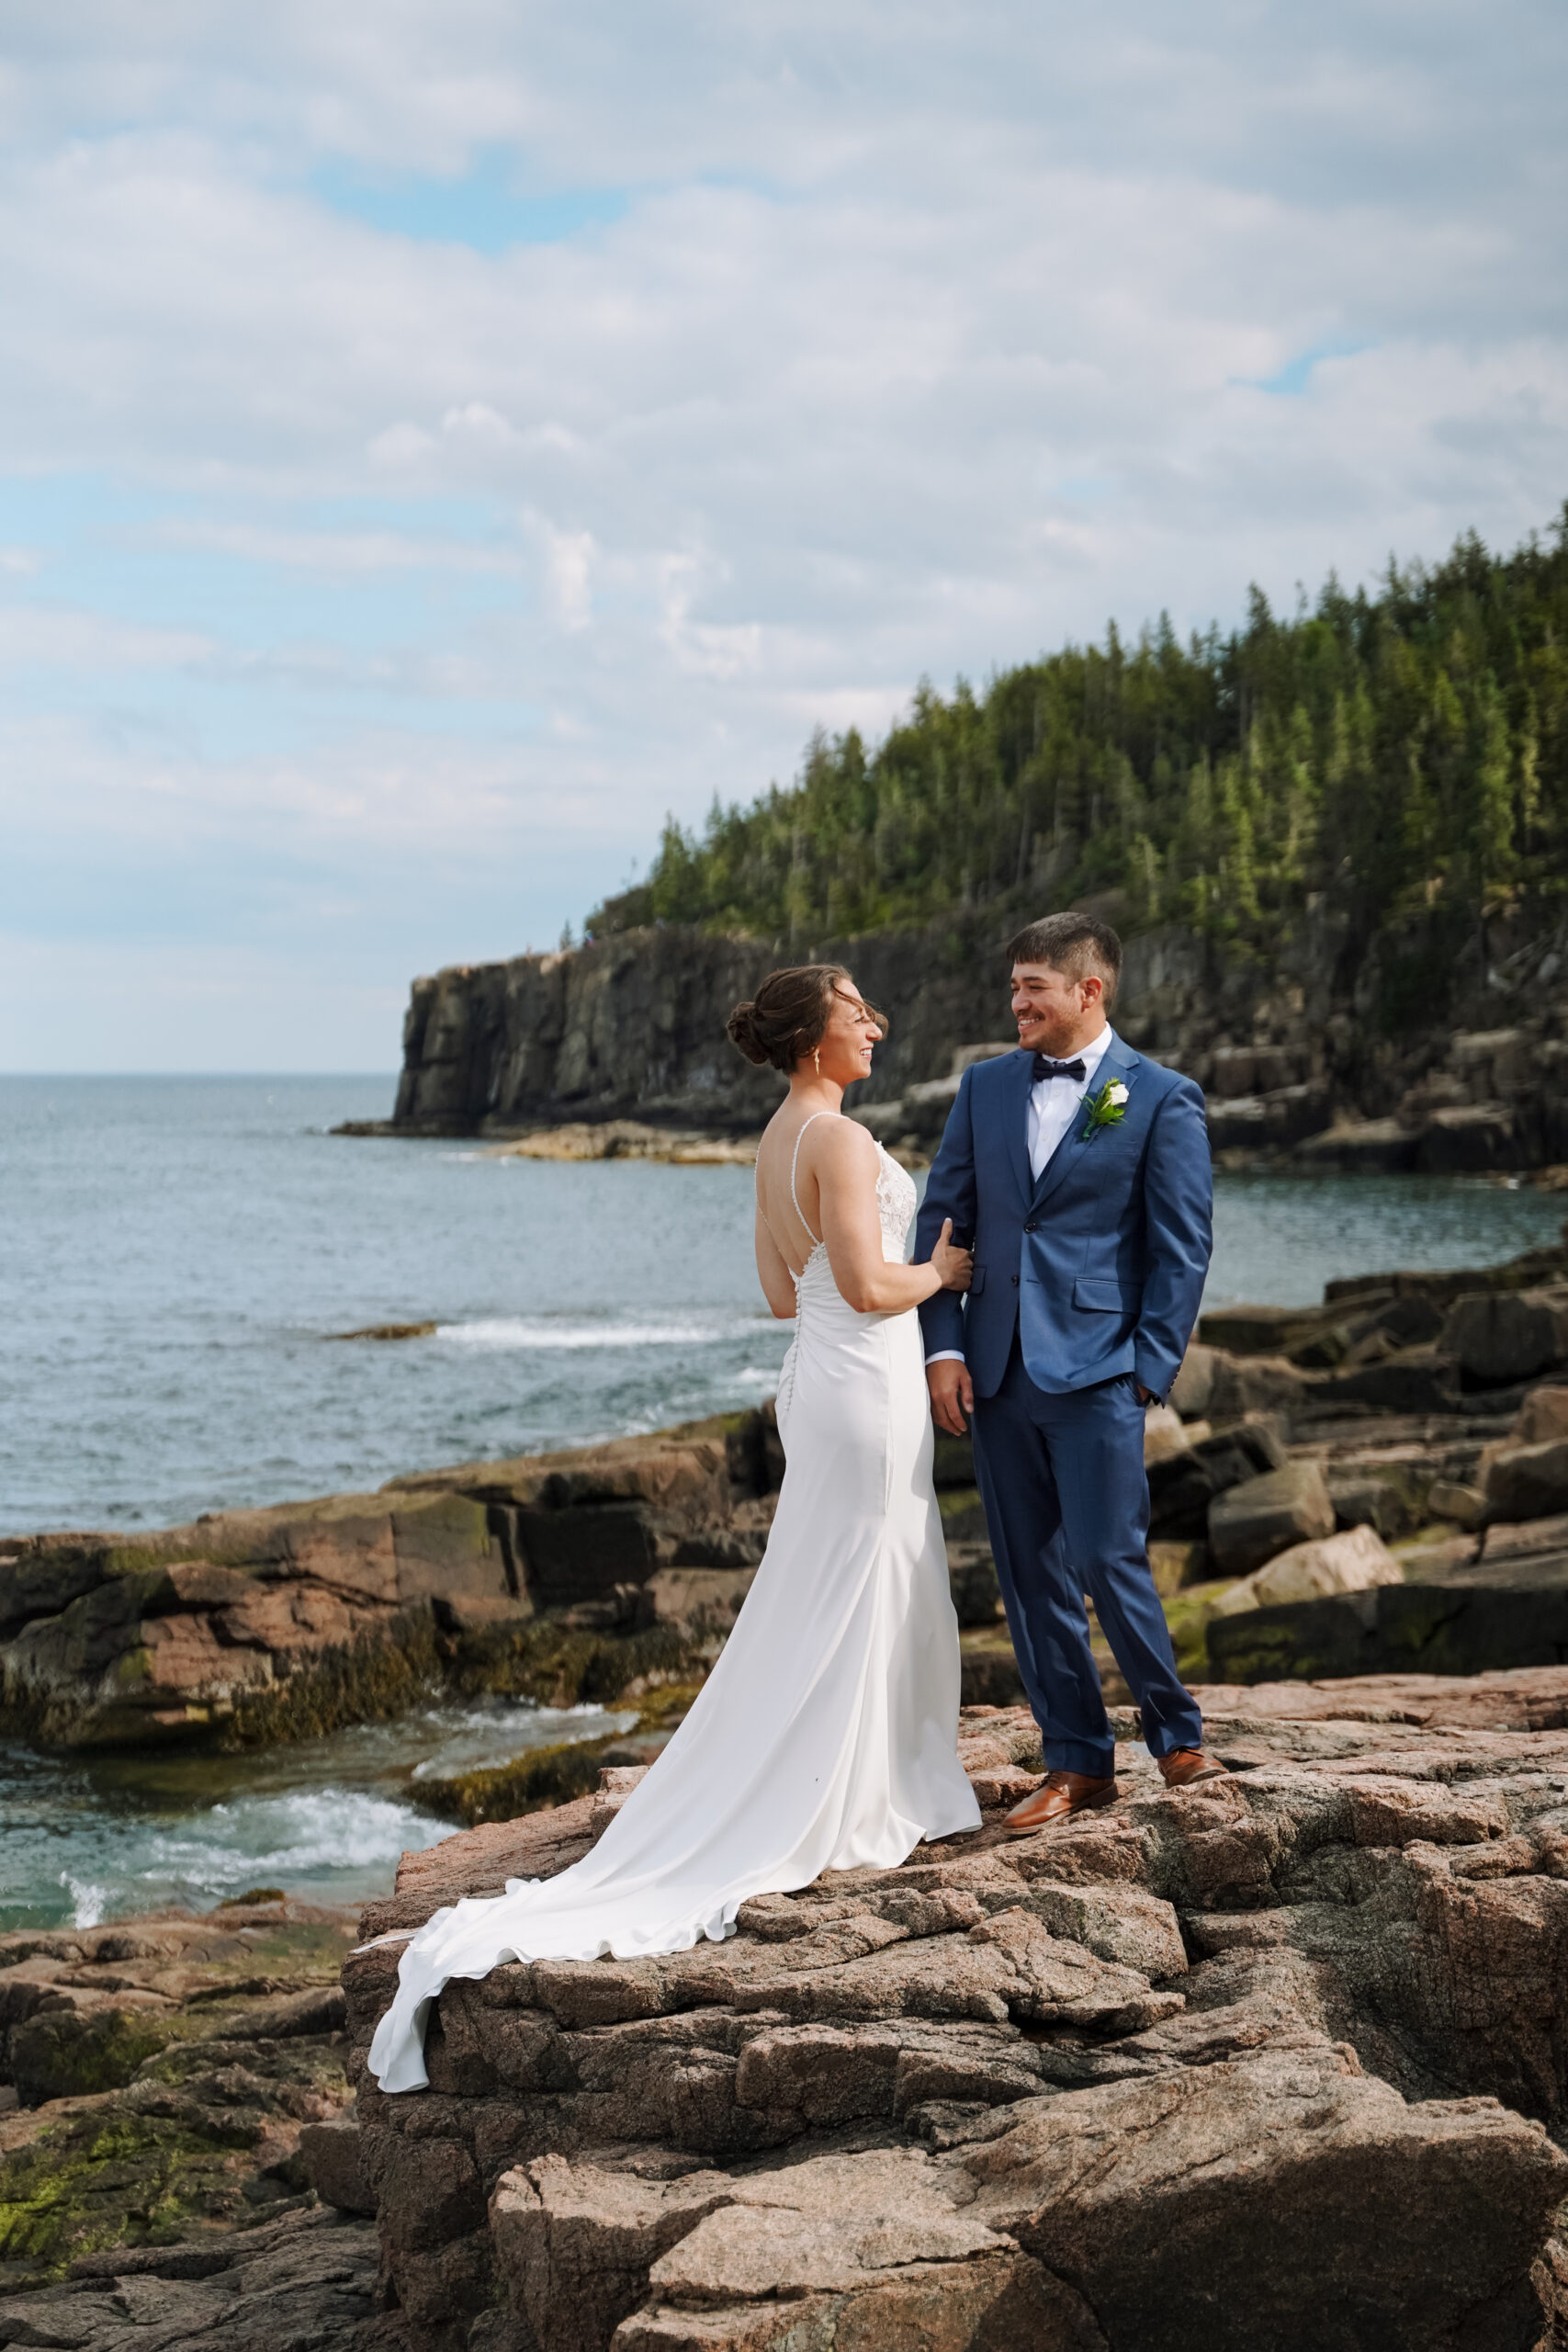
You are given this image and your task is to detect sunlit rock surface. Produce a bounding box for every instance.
[341,1670,1568,2352]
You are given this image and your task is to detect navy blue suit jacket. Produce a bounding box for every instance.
[914,1035,1213,1402]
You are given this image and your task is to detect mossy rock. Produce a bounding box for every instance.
[419,1679,705,1826]
[1163,1578,1243,1683]
[8,2008,193,2106]
[0,2109,242,2283]
[220,1611,445,1749]
[0,2026,352,2286]
[418,1734,620,1826]
[446,1616,697,1709]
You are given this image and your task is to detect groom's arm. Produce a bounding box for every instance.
[1135,1075,1213,1403]
[916,1068,979,1363]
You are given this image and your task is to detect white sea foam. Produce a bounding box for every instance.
[434,1317,758,1351]
[133,1787,446,1903]
[64,1873,108,1929]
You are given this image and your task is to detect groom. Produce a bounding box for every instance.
[916,912,1224,1827]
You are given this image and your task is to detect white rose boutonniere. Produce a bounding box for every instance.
[1082,1077,1131,1140]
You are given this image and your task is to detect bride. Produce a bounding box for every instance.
[367,964,980,2093]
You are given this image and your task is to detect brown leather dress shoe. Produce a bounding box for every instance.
[1003,1770,1119,1834]
[1157,1748,1228,1788]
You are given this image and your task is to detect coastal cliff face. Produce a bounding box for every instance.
[382,909,1568,1172]
[387,918,1018,1135]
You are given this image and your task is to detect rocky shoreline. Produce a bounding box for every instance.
[5,1670,1568,2349]
[6,1230,1568,2341]
[357,909,1568,1177]
[7,1229,1568,1759]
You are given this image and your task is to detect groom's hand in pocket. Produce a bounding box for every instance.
[928,1358,974,1436]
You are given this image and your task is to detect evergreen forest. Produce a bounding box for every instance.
[587,514,1568,1010]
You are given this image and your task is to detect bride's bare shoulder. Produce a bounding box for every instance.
[807,1114,880,1172]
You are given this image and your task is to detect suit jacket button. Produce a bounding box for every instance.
[1010,1274,1020,1286]
[1023,1221,1037,1232]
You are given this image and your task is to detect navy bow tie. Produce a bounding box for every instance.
[1032,1054,1087,1083]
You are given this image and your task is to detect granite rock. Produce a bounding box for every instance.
[344,1673,1568,2351]
[1209,1523,1404,1617]
[0,2206,387,2352]
[1207,1461,1337,1577]
[0,1901,360,2287]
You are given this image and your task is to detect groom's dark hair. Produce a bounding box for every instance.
[1007,912,1122,1005]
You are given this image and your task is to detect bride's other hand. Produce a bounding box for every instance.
[931,1217,973,1293]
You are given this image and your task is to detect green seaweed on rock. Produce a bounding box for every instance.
[419,1679,707,1826]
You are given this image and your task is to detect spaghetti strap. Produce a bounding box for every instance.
[789,1113,830,1246]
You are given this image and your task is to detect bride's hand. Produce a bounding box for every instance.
[931,1217,974,1293]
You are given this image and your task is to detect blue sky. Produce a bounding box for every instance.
[1,0,1565,1072]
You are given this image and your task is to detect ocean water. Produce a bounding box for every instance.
[1,1075,1562,1536]
[2,1074,1562,1929]
[0,1696,637,1932]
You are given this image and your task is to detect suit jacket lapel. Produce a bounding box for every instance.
[1028,1032,1140,1216]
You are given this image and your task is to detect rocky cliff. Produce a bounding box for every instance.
[372,907,1568,1174]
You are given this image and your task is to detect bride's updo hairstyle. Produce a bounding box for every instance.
[727,964,886,1073]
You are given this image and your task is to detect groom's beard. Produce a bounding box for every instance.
[1018,1014,1076,1057]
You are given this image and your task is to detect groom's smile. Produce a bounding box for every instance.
[1010,958,1106,1061]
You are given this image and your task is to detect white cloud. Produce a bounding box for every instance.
[537,521,596,630]
[0,0,1564,1066]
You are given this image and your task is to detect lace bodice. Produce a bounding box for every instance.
[874,1144,918,1261]
[784,1115,918,1298]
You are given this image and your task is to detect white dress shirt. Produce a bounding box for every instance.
[926,1027,1112,1367]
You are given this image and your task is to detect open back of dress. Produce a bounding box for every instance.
[367,1133,979,2093]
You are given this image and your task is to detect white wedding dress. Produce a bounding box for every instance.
[367,1120,981,2093]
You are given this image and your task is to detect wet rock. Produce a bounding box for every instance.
[0,1413,790,1754]
[1208,1462,1336,1577]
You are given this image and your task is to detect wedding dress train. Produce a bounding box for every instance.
[367,1128,980,2093]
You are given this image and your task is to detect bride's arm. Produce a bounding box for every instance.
[812,1121,971,1314]
[753,1208,799,1319]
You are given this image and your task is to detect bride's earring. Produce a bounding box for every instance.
[814,1046,821,1074]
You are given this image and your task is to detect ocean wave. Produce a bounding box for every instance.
[433,1316,759,1351]
[132,1786,446,1899]
[63,1873,109,1930]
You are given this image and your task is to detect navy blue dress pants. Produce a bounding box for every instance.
[970,1338,1203,1776]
